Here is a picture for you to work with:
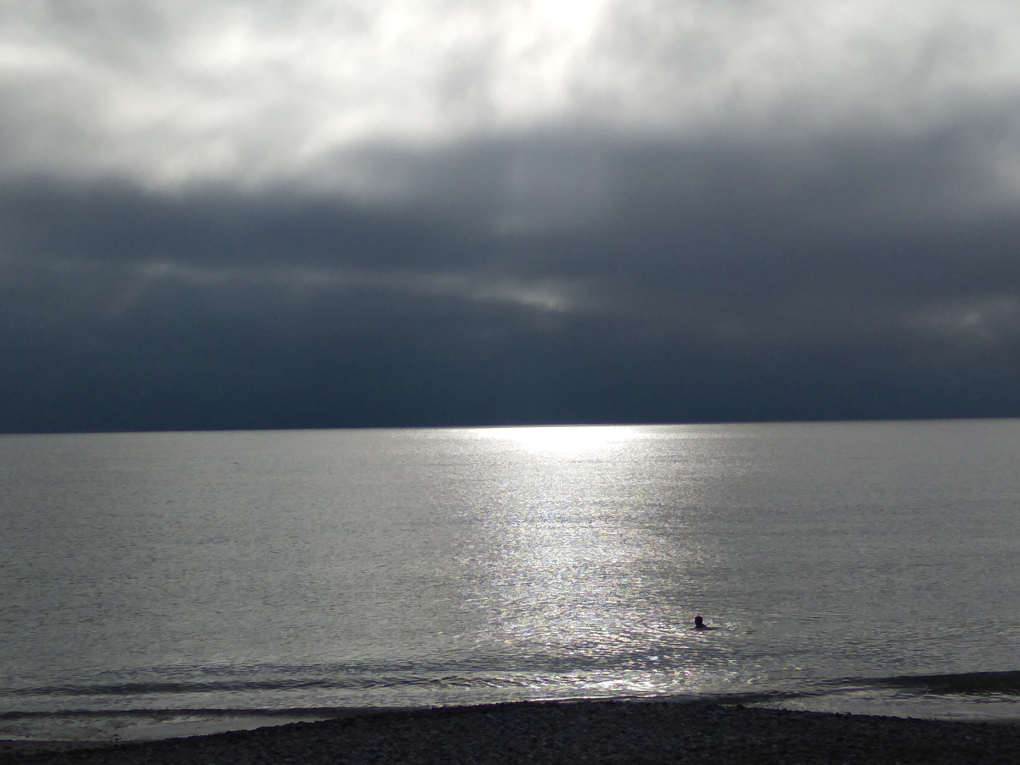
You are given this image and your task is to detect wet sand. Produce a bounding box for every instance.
[3,700,1019,764]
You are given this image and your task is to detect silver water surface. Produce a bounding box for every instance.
[2,420,1019,738]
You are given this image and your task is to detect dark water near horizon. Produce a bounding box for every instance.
[2,420,1019,741]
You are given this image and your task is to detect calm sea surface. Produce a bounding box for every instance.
[2,420,1019,740]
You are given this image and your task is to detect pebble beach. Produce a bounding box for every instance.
[3,700,1019,765]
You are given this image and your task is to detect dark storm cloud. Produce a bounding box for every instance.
[2,0,1020,431]
[3,110,1020,432]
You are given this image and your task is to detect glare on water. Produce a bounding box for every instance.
[476,424,644,455]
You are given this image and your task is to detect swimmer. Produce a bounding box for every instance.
[693,615,716,630]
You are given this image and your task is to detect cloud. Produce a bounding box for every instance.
[2,0,1020,431]
[4,0,1020,192]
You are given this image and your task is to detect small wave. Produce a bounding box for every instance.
[8,680,366,697]
[0,707,347,722]
[2,672,570,700]
[836,671,1020,696]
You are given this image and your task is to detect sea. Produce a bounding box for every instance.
[2,419,1019,742]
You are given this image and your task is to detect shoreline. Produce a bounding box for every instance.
[3,700,1020,764]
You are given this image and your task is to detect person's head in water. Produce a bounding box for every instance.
[694,615,705,629]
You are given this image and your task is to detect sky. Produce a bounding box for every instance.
[2,0,1020,433]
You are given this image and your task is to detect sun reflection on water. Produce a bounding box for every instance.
[480,424,643,456]
[457,424,731,699]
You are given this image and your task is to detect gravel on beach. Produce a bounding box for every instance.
[3,700,1019,765]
